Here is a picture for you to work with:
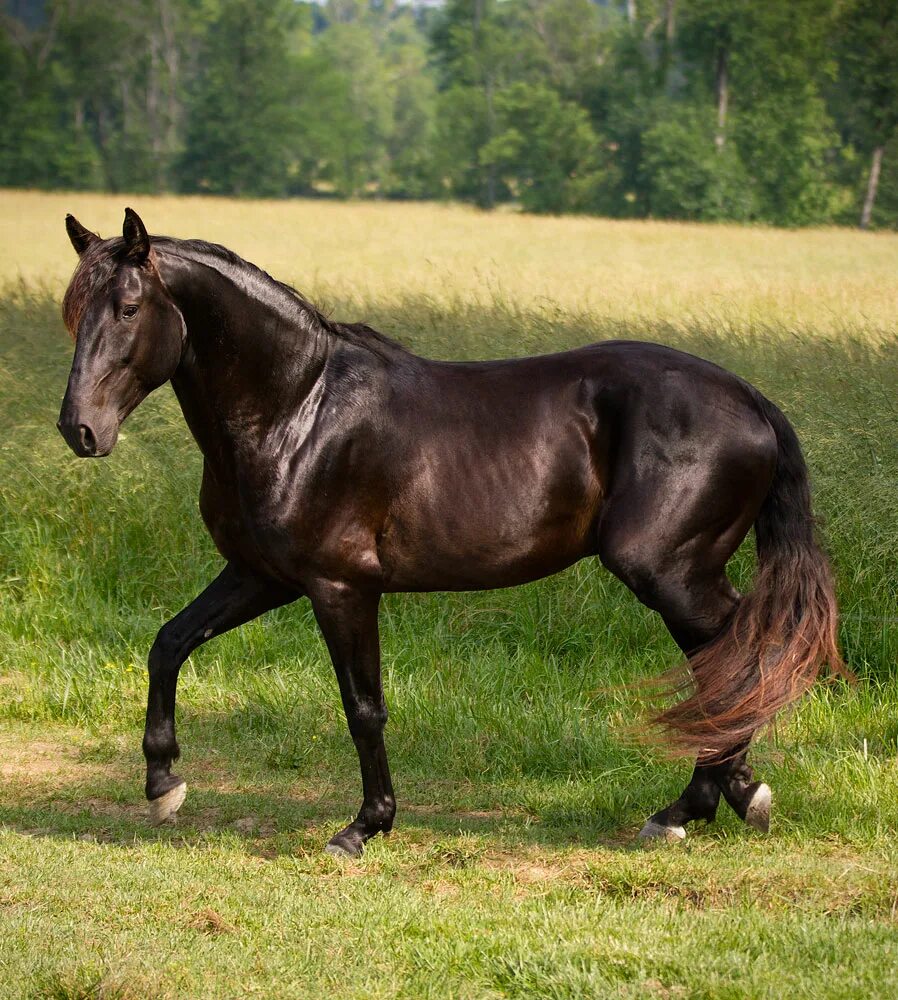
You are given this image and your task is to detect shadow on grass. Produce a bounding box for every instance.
[0,787,643,862]
[0,712,698,858]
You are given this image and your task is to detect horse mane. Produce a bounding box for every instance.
[62,235,407,360]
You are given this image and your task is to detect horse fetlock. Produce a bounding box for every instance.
[142,731,180,764]
[718,770,771,830]
[682,785,720,824]
[361,795,395,832]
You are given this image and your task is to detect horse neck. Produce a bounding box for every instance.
[156,249,331,463]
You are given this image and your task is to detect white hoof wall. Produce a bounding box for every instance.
[149,782,187,826]
[638,820,686,845]
[745,783,772,833]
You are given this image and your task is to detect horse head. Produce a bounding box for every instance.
[57,208,185,457]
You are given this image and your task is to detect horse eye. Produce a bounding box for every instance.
[122,305,139,320]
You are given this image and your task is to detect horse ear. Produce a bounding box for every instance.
[122,207,150,264]
[65,214,99,256]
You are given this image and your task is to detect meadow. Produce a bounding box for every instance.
[0,190,896,999]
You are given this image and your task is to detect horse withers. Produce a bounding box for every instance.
[56,209,844,856]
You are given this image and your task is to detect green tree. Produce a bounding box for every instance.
[2,0,895,228]
[41,0,198,192]
[287,47,371,197]
[835,0,898,227]
[480,82,602,213]
[667,0,844,225]
[431,0,539,206]
[735,0,843,225]
[517,0,612,104]
[383,9,440,199]
[178,0,303,196]
[312,19,393,196]
[583,20,659,217]
[642,103,755,220]
[0,2,106,190]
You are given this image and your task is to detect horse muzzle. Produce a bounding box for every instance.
[56,402,118,458]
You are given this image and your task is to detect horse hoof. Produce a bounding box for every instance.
[148,781,187,826]
[744,782,771,833]
[638,820,686,845]
[325,838,363,860]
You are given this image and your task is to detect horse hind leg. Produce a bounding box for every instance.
[635,579,738,843]
[639,741,771,844]
[640,587,773,842]
[599,515,771,842]
[711,744,771,833]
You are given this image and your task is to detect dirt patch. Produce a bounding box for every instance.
[0,736,120,785]
[187,906,237,935]
[421,879,462,899]
[0,740,74,779]
[481,849,586,887]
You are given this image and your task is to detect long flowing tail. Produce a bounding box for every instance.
[655,394,850,758]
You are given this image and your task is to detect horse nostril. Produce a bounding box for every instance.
[78,424,96,455]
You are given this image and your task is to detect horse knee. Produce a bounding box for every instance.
[346,698,387,744]
[148,621,191,676]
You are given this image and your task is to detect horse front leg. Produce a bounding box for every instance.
[309,580,394,858]
[143,563,296,824]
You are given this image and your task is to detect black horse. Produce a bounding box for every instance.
[57,209,843,856]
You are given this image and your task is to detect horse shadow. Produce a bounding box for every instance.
[0,719,690,861]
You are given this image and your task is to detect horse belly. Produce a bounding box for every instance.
[380,431,604,592]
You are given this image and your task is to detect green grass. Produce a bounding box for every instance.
[1,242,897,996]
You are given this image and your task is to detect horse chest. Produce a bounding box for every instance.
[199,459,382,586]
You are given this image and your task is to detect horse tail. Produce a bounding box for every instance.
[655,394,849,758]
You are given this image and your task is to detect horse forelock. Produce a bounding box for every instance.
[62,238,157,339]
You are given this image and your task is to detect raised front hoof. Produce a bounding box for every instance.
[325,826,366,859]
[638,819,686,846]
[743,782,772,833]
[148,781,187,826]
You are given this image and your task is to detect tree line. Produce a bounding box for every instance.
[2,0,897,228]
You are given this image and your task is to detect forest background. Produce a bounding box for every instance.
[3,0,898,228]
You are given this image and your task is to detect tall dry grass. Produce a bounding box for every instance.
[3,189,897,339]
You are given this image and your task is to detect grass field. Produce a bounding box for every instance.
[1,190,897,998]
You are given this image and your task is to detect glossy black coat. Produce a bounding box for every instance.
[56,210,841,853]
